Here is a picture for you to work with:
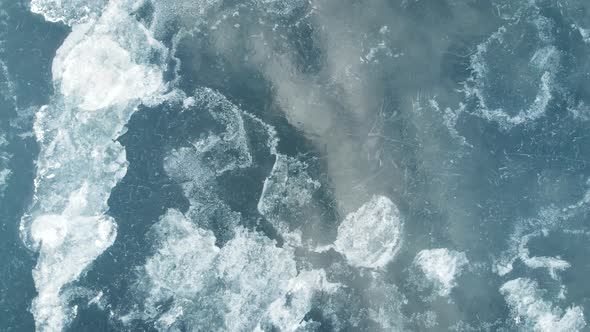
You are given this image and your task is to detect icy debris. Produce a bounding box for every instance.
[413,248,469,297]
[500,278,586,332]
[30,0,108,26]
[257,154,320,246]
[334,195,403,269]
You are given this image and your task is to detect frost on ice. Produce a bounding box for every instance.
[334,195,403,269]
[413,248,468,297]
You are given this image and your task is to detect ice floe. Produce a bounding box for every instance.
[334,195,403,269]
[22,1,168,331]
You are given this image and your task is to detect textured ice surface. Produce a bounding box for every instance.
[21,1,167,330]
[500,278,586,332]
[334,195,403,269]
[413,248,468,297]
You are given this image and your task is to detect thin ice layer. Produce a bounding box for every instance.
[22,1,167,331]
[334,195,403,269]
[500,278,586,332]
[413,248,469,297]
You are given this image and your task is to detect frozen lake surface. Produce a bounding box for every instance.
[2,0,590,331]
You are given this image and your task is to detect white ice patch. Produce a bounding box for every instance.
[23,1,168,331]
[334,195,403,269]
[30,0,108,26]
[500,278,586,332]
[413,248,469,297]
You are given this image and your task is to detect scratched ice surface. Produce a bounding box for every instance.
[2,0,590,331]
